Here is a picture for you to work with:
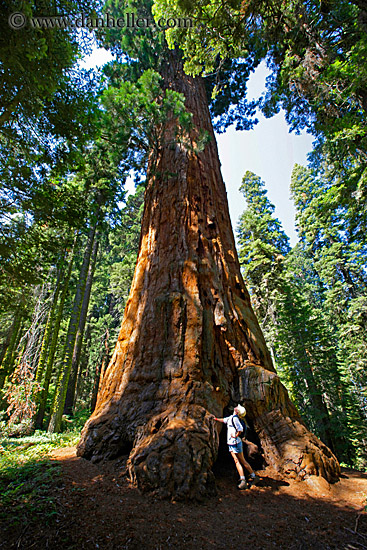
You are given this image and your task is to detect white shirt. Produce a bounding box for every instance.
[223,414,243,445]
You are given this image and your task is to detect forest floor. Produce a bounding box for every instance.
[1,445,367,550]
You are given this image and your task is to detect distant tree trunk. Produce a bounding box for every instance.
[34,243,76,429]
[77,54,340,500]
[90,327,110,413]
[300,345,335,452]
[34,257,66,395]
[0,314,19,368]
[74,321,92,407]
[49,225,97,433]
[0,308,24,391]
[64,235,99,416]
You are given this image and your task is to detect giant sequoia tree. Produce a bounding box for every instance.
[77,4,339,496]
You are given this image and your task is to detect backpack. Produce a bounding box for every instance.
[231,416,260,457]
[230,415,248,440]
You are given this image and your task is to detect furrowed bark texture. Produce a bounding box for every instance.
[77,60,340,499]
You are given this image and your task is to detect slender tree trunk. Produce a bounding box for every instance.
[0,315,19,368]
[302,362,335,452]
[64,235,99,415]
[90,327,110,413]
[291,325,336,451]
[49,224,97,433]
[74,321,92,406]
[34,258,66,394]
[77,54,340,499]
[300,348,335,452]
[34,243,76,429]
[0,311,24,390]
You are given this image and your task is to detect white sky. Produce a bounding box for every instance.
[81,50,313,246]
[217,63,314,245]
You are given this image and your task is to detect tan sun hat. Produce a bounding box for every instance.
[235,404,246,417]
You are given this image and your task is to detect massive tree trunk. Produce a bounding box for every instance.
[77,56,340,499]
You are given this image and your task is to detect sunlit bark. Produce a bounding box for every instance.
[77,55,340,499]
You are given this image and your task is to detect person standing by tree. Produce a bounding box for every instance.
[214,405,259,489]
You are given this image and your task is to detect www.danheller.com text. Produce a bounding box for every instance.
[8,11,194,30]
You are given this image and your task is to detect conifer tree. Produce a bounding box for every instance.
[77,0,339,500]
[237,171,356,461]
[291,163,367,467]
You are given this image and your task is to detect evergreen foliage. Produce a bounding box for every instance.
[237,170,367,468]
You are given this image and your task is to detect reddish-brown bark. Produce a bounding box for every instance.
[77,57,340,499]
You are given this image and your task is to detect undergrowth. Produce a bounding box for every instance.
[0,409,89,534]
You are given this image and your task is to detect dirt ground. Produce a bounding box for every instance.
[2,446,367,550]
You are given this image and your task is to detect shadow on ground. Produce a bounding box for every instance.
[0,447,366,550]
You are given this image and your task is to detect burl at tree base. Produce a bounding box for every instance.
[77,60,340,500]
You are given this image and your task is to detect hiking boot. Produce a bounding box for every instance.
[238,479,248,490]
[248,474,260,487]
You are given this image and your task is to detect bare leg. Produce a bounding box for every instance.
[230,451,245,478]
[237,452,254,476]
